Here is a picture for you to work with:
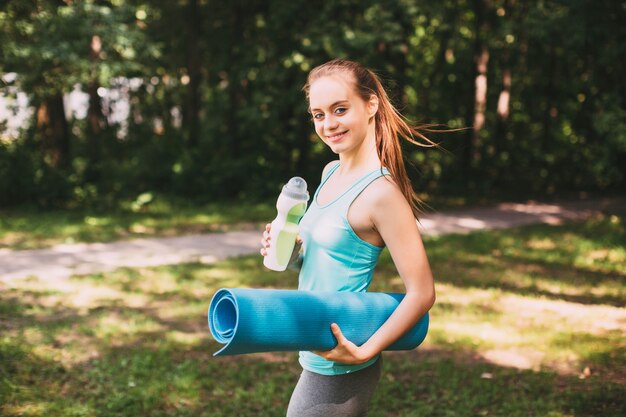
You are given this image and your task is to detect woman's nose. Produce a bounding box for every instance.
[324,115,339,130]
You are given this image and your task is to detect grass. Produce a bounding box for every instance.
[1,213,624,416]
[0,200,276,250]
[0,193,503,250]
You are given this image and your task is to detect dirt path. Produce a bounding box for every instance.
[1,197,624,283]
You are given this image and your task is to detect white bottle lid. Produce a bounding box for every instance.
[282,177,309,201]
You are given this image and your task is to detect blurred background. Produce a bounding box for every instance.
[1,0,624,210]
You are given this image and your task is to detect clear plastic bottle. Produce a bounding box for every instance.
[263,177,309,271]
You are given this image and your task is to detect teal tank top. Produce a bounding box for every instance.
[297,162,391,375]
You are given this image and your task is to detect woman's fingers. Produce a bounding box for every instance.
[261,224,271,245]
[261,231,270,245]
[330,323,346,343]
[260,223,272,256]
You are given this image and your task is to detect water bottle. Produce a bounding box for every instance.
[263,177,309,271]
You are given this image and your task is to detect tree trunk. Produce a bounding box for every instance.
[87,82,106,136]
[86,34,107,182]
[574,3,596,145]
[541,44,557,152]
[494,0,517,157]
[464,0,490,173]
[88,35,107,135]
[37,94,70,170]
[423,6,458,113]
[472,45,489,157]
[184,0,202,147]
[222,3,246,199]
[495,58,511,155]
[227,4,243,160]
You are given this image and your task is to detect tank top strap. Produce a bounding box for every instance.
[323,162,341,181]
[312,162,341,203]
[338,167,391,208]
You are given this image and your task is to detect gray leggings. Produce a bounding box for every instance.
[286,357,382,417]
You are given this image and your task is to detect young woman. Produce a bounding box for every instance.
[261,59,436,416]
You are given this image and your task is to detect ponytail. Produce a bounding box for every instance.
[304,58,446,219]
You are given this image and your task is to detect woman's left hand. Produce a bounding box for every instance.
[313,323,373,365]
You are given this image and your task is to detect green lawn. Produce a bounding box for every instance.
[0,194,495,250]
[0,201,276,250]
[1,213,624,416]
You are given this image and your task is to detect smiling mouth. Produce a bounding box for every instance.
[326,131,348,142]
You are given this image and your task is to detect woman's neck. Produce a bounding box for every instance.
[337,123,380,175]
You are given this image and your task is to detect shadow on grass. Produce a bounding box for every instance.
[77,259,299,307]
[2,314,624,417]
[434,256,625,306]
[2,213,624,416]
[375,214,626,306]
[2,274,625,417]
[376,348,625,417]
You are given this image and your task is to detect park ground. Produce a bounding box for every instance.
[0,201,624,416]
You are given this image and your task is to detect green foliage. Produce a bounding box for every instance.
[0,0,624,208]
[0,134,72,206]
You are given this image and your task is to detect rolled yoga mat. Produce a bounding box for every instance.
[208,288,429,356]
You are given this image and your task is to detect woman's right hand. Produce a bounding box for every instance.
[260,223,303,257]
[260,223,271,257]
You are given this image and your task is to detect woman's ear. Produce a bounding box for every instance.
[367,95,379,118]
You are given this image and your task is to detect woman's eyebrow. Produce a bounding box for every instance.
[309,100,349,113]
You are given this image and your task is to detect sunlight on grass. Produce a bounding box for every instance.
[166,331,204,346]
[20,327,45,345]
[0,201,275,250]
[95,311,165,340]
[1,213,624,416]
[372,213,625,380]
[2,403,48,416]
[423,282,626,373]
[526,237,558,250]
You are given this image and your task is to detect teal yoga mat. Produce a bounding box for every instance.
[208,288,429,356]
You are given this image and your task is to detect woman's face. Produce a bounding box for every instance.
[308,74,377,155]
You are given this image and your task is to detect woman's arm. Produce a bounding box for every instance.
[314,179,435,364]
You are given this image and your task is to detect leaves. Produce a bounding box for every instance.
[0,0,624,207]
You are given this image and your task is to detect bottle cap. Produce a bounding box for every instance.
[282,177,309,201]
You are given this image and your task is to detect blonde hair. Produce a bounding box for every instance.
[303,58,444,219]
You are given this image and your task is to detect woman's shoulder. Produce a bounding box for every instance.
[363,176,416,227]
[365,174,406,208]
[321,160,340,180]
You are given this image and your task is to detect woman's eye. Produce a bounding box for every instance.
[334,107,347,115]
[313,113,324,120]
